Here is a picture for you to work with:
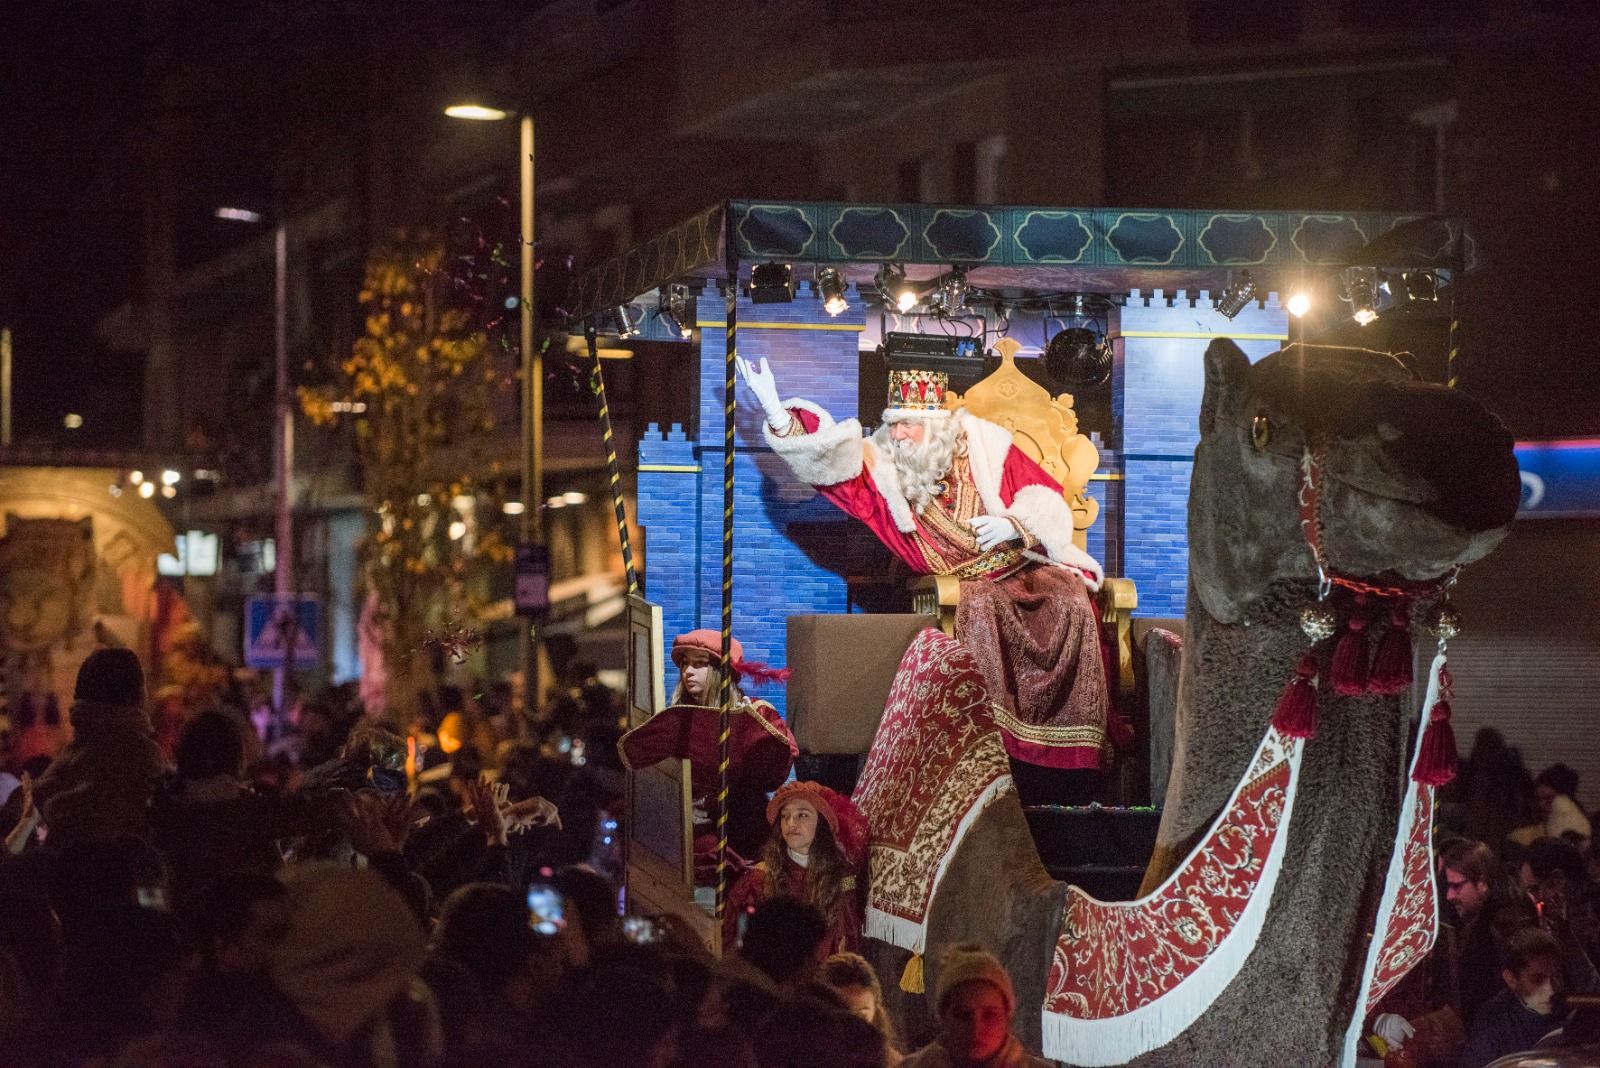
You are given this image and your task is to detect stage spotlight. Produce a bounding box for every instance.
[614,304,641,338]
[1215,271,1257,319]
[1044,327,1113,390]
[1403,270,1439,303]
[1344,267,1380,326]
[1286,289,1312,318]
[747,262,795,303]
[940,266,969,315]
[658,284,694,339]
[817,268,848,317]
[877,264,918,313]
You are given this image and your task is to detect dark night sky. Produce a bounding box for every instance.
[5,3,1599,452]
[1,4,149,447]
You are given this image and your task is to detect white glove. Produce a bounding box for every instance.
[735,355,789,429]
[970,515,1021,552]
[1373,1013,1415,1050]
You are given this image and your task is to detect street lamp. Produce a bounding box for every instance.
[218,205,295,722]
[447,101,543,725]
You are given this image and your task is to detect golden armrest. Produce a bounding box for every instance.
[909,574,961,637]
[1099,577,1138,698]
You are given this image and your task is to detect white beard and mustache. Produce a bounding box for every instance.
[871,415,966,514]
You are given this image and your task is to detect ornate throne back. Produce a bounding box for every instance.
[946,337,1099,551]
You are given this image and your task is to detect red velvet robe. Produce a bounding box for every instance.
[723,852,864,956]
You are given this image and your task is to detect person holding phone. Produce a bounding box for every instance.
[723,780,867,954]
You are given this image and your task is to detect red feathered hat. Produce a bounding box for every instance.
[672,629,792,688]
[766,780,869,869]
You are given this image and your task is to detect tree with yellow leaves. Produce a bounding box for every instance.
[301,235,514,722]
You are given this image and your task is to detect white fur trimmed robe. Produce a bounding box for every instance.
[762,399,1114,771]
[761,400,1103,589]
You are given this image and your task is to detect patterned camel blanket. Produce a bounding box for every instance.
[1337,652,1448,1066]
[852,628,1014,955]
[1041,725,1304,1066]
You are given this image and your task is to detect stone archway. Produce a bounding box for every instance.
[0,467,177,712]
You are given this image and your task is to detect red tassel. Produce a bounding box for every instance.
[1272,653,1321,739]
[1330,599,1371,696]
[1368,605,1413,695]
[1413,699,1458,786]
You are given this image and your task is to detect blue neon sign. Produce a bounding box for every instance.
[1516,440,1600,518]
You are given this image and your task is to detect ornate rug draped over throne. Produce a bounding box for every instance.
[853,629,1014,958]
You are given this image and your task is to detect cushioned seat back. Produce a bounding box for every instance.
[786,614,937,755]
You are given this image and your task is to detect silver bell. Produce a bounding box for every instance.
[1300,603,1338,642]
[1425,602,1462,640]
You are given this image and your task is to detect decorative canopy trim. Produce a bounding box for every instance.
[566,199,1471,325]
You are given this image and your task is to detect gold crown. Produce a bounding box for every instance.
[885,368,949,413]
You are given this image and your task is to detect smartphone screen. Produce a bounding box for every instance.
[527,884,565,936]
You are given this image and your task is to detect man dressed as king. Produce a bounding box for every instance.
[739,354,1115,788]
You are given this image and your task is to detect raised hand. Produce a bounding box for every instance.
[735,355,789,428]
[504,794,561,832]
[970,515,1021,552]
[465,779,508,847]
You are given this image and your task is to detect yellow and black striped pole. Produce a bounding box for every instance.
[1446,234,1463,390]
[715,278,737,923]
[585,323,638,595]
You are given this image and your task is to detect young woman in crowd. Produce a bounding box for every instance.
[723,779,866,954]
[822,951,904,1065]
[905,944,1052,1068]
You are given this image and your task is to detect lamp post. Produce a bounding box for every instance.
[447,103,543,726]
[218,206,295,723]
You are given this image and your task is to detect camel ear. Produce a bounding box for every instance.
[1199,339,1251,436]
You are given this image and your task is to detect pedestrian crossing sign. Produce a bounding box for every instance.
[244,594,320,670]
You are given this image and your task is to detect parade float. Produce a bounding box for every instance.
[0,464,179,724]
[566,199,1515,1067]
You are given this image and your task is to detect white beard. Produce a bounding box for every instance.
[871,416,965,514]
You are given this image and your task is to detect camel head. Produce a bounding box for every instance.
[1189,339,1520,624]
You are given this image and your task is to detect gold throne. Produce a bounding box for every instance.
[909,337,1138,697]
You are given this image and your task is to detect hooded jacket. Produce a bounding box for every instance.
[32,700,167,845]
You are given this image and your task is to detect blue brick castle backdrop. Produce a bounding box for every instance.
[636,281,1288,718]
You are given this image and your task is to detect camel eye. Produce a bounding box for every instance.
[1251,412,1272,450]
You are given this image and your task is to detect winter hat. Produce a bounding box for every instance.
[270,863,426,1044]
[934,944,1015,1018]
[74,648,146,706]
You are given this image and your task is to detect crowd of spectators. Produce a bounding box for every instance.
[1365,728,1600,1067]
[0,648,1047,1068]
[11,644,1594,1068]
